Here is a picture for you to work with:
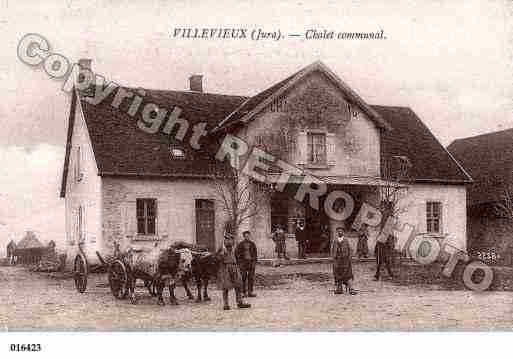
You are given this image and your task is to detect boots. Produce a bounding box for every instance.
[334,282,343,295]
[223,290,230,310]
[235,289,251,309]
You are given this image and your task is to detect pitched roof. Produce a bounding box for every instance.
[376,106,472,184]
[17,231,44,249]
[60,87,246,197]
[60,63,471,197]
[448,129,513,205]
[213,61,391,133]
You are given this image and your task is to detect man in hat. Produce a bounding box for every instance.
[374,234,395,281]
[235,230,258,297]
[216,232,251,310]
[295,220,307,259]
[331,226,357,295]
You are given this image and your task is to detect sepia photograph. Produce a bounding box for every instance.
[1,0,513,356]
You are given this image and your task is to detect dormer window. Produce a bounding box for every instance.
[170,147,185,159]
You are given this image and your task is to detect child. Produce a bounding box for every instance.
[216,235,251,310]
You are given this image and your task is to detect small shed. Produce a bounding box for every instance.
[16,231,45,265]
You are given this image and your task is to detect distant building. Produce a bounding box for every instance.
[16,231,44,265]
[449,129,513,264]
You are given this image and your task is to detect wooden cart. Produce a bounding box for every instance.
[73,243,130,299]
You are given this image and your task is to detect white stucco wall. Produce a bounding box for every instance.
[64,99,103,267]
[101,177,229,255]
[395,184,468,251]
[240,71,382,178]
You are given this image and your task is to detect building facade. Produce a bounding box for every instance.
[60,61,471,265]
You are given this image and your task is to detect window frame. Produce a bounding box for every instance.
[426,201,442,234]
[306,131,327,166]
[170,146,186,159]
[136,198,158,236]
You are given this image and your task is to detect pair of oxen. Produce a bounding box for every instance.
[124,243,217,306]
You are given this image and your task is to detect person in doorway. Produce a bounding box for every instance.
[356,223,370,259]
[374,234,395,280]
[295,220,307,259]
[216,234,251,310]
[235,230,258,297]
[272,225,289,261]
[319,224,331,253]
[331,226,357,295]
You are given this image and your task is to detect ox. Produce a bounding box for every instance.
[126,246,193,305]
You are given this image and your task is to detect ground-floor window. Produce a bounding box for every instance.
[136,198,157,235]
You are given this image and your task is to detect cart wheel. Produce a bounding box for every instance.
[74,253,88,293]
[109,260,129,299]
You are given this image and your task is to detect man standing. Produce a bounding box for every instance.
[295,220,307,259]
[272,225,289,261]
[331,227,357,295]
[235,230,258,297]
[356,223,369,259]
[216,234,251,310]
[374,234,394,280]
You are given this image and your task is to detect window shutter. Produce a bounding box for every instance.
[158,199,169,240]
[81,206,86,242]
[73,208,79,244]
[296,132,307,165]
[327,133,336,165]
[125,200,137,239]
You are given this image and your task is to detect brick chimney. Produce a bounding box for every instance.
[78,58,92,71]
[189,74,203,92]
[77,58,94,96]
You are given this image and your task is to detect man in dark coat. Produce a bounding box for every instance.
[331,227,357,295]
[374,234,395,280]
[295,220,307,259]
[235,230,258,297]
[356,223,369,259]
[216,235,251,310]
[272,225,289,260]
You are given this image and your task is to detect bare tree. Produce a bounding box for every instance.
[210,162,271,239]
[376,155,412,264]
[494,184,513,220]
[378,155,412,225]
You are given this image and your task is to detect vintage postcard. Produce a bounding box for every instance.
[1,0,512,348]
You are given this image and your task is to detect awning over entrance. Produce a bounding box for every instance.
[266,174,405,187]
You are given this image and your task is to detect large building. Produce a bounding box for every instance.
[60,61,471,265]
[448,129,513,265]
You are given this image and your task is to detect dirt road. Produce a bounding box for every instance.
[1,263,512,330]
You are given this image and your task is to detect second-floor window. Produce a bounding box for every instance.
[426,201,442,233]
[137,198,157,235]
[307,133,326,165]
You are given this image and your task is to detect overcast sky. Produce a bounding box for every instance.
[0,0,512,252]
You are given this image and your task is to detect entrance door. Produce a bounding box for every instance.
[305,205,330,255]
[195,199,216,251]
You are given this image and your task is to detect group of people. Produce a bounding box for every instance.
[271,222,395,295]
[216,222,396,310]
[215,230,257,310]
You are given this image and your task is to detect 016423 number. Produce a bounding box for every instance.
[10,344,41,352]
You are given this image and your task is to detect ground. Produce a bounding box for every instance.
[1,262,512,330]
